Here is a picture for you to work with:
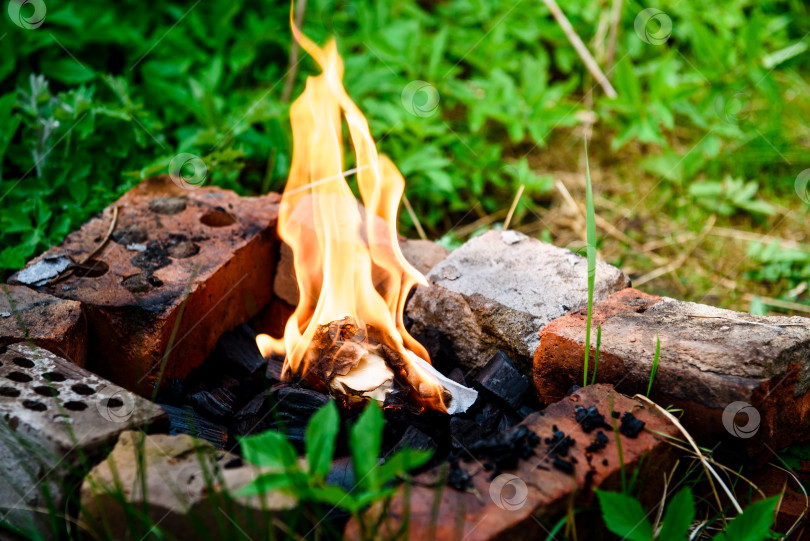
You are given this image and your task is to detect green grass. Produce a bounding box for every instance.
[0,0,808,319]
[583,139,597,387]
[646,331,661,397]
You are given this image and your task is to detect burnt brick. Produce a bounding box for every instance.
[11,176,280,395]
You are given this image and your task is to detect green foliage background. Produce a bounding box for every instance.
[1,0,808,299]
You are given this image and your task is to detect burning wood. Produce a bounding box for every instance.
[255,19,476,413]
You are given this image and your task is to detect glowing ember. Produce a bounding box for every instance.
[256,17,475,413]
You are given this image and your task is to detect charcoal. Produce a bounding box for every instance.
[387,426,437,457]
[585,431,609,453]
[450,417,488,450]
[162,404,228,449]
[465,425,540,477]
[517,405,537,419]
[473,351,529,410]
[233,392,272,435]
[447,457,473,491]
[544,425,575,457]
[412,326,459,374]
[574,405,611,433]
[189,388,236,420]
[218,324,266,374]
[619,412,645,438]
[552,456,574,474]
[266,354,284,382]
[267,385,331,448]
[447,367,466,386]
[326,457,356,492]
[156,378,186,406]
[496,409,522,434]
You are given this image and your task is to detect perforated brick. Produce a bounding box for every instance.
[0,343,165,535]
[11,176,280,394]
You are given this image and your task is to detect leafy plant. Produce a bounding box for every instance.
[597,487,779,541]
[688,177,776,217]
[238,400,432,515]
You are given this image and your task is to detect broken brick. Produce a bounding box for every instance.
[0,284,87,366]
[533,288,810,461]
[344,385,680,541]
[406,230,629,374]
[10,176,280,395]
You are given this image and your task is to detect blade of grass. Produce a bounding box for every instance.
[646,331,660,397]
[590,325,601,386]
[608,392,626,493]
[582,138,597,387]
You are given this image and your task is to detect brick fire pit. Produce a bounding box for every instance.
[1,176,809,540]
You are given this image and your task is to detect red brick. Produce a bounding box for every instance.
[533,288,810,461]
[747,462,810,538]
[345,385,680,541]
[11,176,279,395]
[0,284,86,365]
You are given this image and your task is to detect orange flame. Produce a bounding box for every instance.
[256,17,447,411]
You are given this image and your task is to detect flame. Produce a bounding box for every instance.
[256,16,447,411]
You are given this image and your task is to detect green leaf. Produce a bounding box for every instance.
[41,58,95,84]
[302,484,353,509]
[658,487,695,541]
[350,401,384,491]
[240,430,298,471]
[715,497,778,541]
[377,448,433,486]
[596,490,654,541]
[237,473,292,497]
[305,401,339,479]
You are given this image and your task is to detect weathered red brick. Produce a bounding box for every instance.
[533,288,810,461]
[11,176,279,395]
[0,284,86,365]
[345,385,680,541]
[747,462,810,537]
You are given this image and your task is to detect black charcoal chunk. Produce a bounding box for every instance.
[218,325,266,374]
[585,431,609,453]
[326,457,356,492]
[619,412,645,438]
[388,426,437,457]
[553,456,574,474]
[544,425,575,457]
[447,367,467,386]
[447,457,473,491]
[162,404,228,449]
[473,351,529,410]
[466,425,541,478]
[574,404,611,433]
[266,354,284,382]
[189,388,236,420]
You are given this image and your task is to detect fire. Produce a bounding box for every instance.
[256,17,450,411]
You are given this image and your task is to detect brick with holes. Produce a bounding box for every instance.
[0,343,166,536]
[0,285,87,366]
[10,176,280,394]
[533,288,810,462]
